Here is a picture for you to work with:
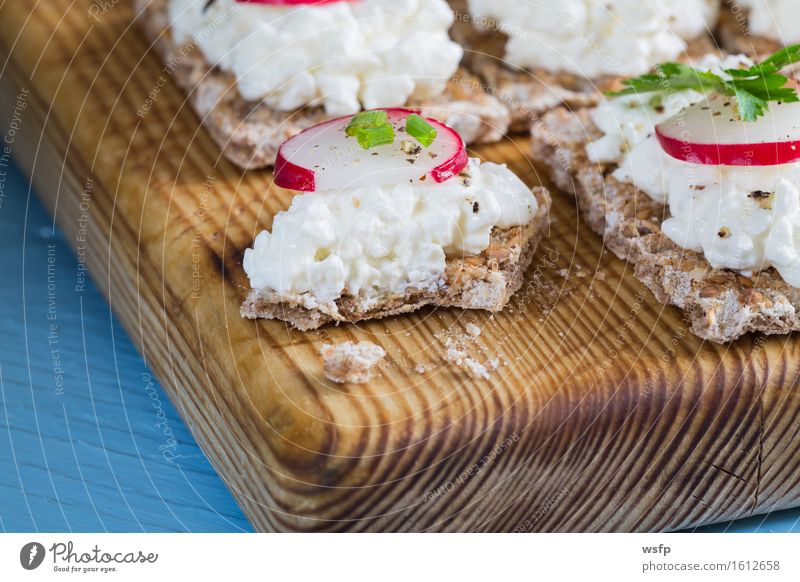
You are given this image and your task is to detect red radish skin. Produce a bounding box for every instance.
[431,147,469,183]
[655,131,800,166]
[274,108,469,192]
[274,154,316,192]
[655,92,800,166]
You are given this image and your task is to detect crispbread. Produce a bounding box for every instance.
[717,3,782,59]
[531,107,800,344]
[134,0,511,170]
[241,187,551,331]
[447,0,600,132]
[447,0,720,132]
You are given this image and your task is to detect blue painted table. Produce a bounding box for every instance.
[0,159,797,533]
[0,160,252,532]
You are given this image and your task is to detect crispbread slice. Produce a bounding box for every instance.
[447,0,602,132]
[531,107,800,344]
[448,0,719,132]
[241,187,551,330]
[134,0,511,170]
[717,3,783,60]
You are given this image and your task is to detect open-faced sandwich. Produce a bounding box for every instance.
[448,0,722,131]
[719,0,800,59]
[241,108,551,330]
[134,0,512,169]
[532,46,800,343]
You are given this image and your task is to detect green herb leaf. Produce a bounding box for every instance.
[345,110,396,150]
[733,88,768,122]
[742,44,800,77]
[606,45,800,122]
[405,113,437,147]
[345,110,389,137]
[353,124,395,150]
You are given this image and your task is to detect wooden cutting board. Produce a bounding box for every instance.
[2,0,800,532]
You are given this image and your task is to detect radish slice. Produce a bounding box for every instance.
[274,108,468,192]
[655,92,800,166]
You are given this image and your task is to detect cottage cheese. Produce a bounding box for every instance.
[662,165,800,286]
[739,0,800,44]
[586,53,800,286]
[168,0,462,116]
[465,0,720,78]
[243,159,537,304]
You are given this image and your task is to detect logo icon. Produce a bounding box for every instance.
[20,542,46,570]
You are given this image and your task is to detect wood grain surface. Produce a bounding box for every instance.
[2,0,800,532]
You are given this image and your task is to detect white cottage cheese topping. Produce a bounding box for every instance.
[168,0,463,116]
[465,0,719,78]
[586,53,800,286]
[243,159,538,303]
[739,0,800,44]
[661,165,800,286]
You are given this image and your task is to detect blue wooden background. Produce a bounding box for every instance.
[0,160,251,532]
[0,159,797,533]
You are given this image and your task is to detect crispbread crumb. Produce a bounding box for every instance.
[443,340,500,380]
[320,341,385,384]
[465,323,482,337]
[415,363,436,374]
[445,347,488,380]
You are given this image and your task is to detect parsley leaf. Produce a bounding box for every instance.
[607,44,800,122]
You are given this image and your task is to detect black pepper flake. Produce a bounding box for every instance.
[203,0,216,13]
[718,227,731,239]
[654,105,665,114]
[749,190,775,208]
[428,151,439,159]
[406,158,416,165]
[472,201,480,214]
[400,140,422,156]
